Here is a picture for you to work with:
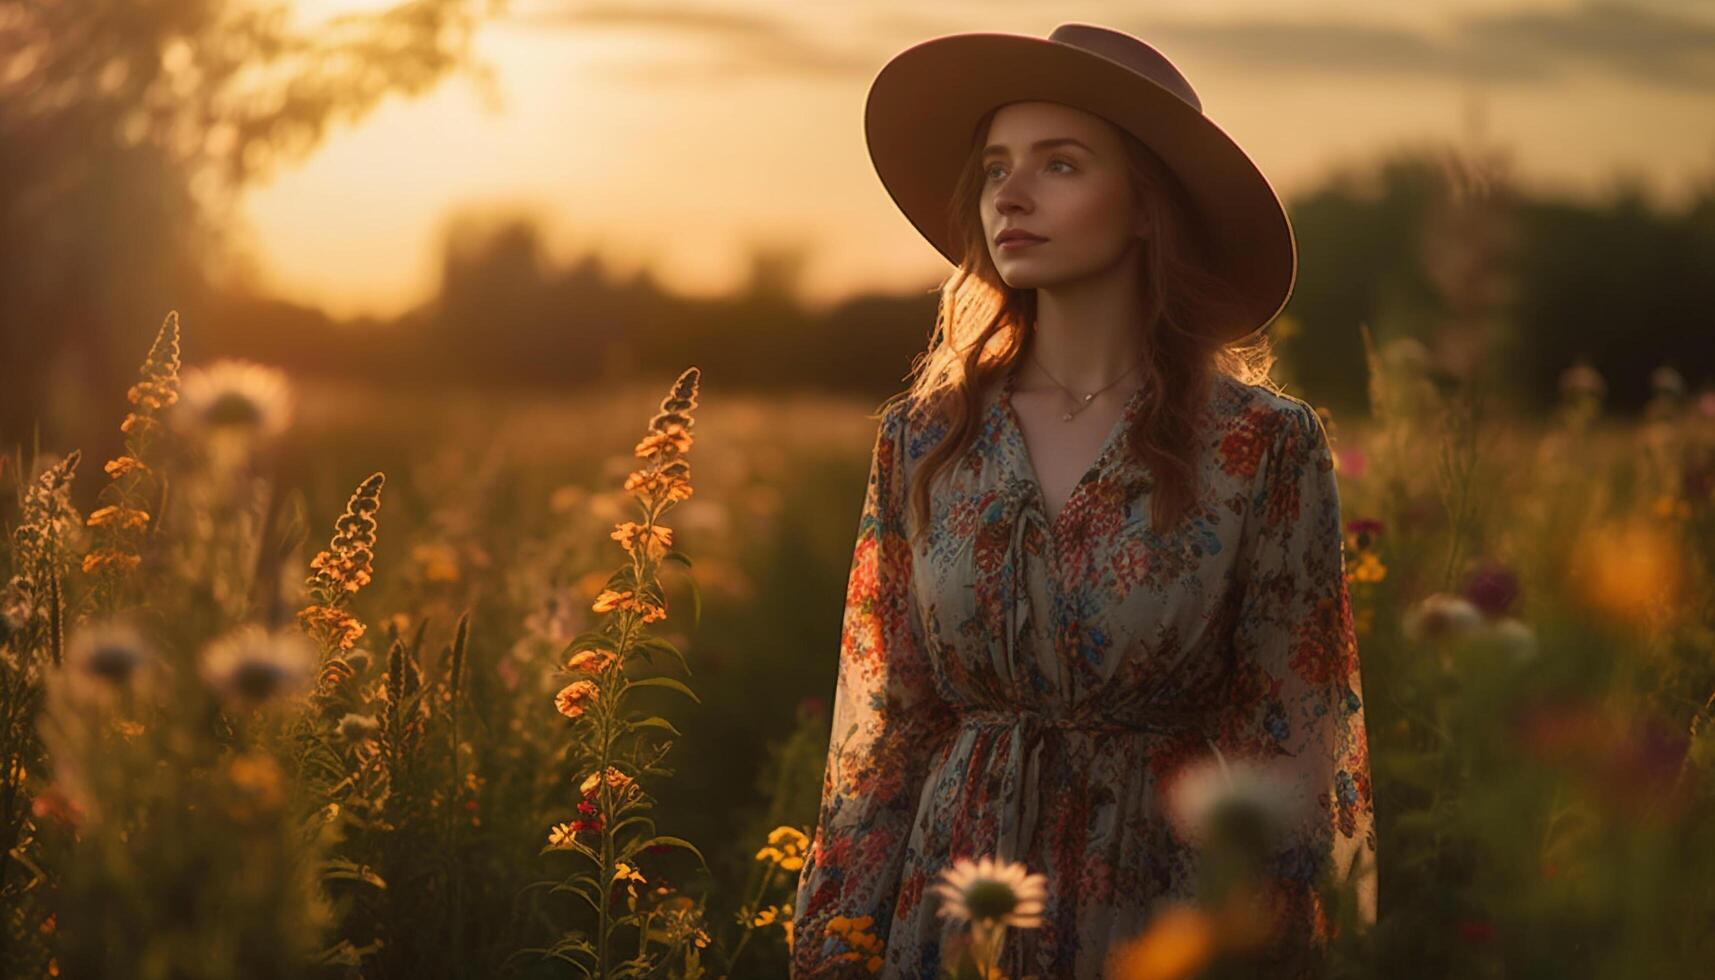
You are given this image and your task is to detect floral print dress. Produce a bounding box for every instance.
[791,370,1376,979]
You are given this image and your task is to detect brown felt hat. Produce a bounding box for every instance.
[864,22,1297,344]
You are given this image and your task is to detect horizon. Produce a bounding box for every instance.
[235,0,1715,320]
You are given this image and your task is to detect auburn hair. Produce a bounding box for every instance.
[885,103,1283,548]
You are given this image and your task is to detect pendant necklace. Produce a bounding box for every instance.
[1027,348,1144,422]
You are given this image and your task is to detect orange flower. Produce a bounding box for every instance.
[1106,904,1216,980]
[634,424,693,459]
[555,679,600,719]
[610,521,674,560]
[80,549,141,575]
[591,589,667,623]
[86,505,150,530]
[567,648,617,674]
[103,456,146,479]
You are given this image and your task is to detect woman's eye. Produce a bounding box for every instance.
[984,159,1074,180]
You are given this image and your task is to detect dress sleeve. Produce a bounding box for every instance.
[791,402,956,978]
[1216,399,1378,947]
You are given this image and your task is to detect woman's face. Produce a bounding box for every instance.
[978,101,1146,289]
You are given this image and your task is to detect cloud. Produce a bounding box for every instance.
[1098,2,1715,91]
[504,1,1715,91]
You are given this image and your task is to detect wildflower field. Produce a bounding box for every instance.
[2,310,1713,980]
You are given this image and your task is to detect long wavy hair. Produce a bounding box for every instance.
[887,103,1284,548]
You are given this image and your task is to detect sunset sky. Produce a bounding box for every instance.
[239,0,1715,318]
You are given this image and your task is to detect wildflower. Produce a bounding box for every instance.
[62,618,155,699]
[172,359,292,439]
[125,313,182,413]
[634,422,693,460]
[1344,518,1386,585]
[756,825,809,872]
[1459,559,1520,619]
[1568,519,1683,627]
[80,549,142,576]
[85,505,150,531]
[199,624,318,707]
[12,451,83,573]
[566,647,616,674]
[547,822,579,848]
[591,588,667,623]
[1162,751,1306,854]
[299,472,385,650]
[298,604,366,652]
[411,542,461,583]
[610,521,674,561]
[554,679,600,719]
[613,861,647,904]
[1106,903,1217,980]
[337,712,381,743]
[1401,593,1483,643]
[222,751,287,822]
[1558,360,1606,403]
[579,765,635,798]
[1649,365,1686,400]
[931,855,1047,930]
[102,456,146,479]
[1482,617,1538,662]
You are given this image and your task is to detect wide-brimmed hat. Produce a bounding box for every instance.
[864,22,1296,344]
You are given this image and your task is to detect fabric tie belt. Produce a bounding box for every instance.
[956,706,1218,872]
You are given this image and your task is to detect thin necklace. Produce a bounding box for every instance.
[1027,348,1144,422]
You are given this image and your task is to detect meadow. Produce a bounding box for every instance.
[2,310,1712,979]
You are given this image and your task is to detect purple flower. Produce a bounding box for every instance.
[1461,560,1519,619]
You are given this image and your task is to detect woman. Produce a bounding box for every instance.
[792,23,1376,979]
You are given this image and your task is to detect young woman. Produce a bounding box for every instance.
[792,23,1376,979]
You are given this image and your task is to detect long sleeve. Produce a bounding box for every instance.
[792,402,956,978]
[1216,399,1378,950]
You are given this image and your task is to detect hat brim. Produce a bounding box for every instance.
[864,32,1297,343]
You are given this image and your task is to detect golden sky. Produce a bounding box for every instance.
[236,0,1715,318]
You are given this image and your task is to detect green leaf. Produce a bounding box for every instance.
[626,714,683,738]
[661,549,694,569]
[631,637,692,680]
[628,835,709,873]
[625,675,700,704]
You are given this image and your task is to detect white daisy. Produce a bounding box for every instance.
[1163,748,1308,851]
[1401,592,1484,644]
[173,359,293,440]
[930,854,1047,929]
[199,624,317,707]
[61,618,156,703]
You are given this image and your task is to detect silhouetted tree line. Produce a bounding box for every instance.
[190,149,1714,421]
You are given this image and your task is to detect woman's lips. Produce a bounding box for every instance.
[998,237,1046,251]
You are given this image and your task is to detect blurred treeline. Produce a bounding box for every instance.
[5,0,1714,455]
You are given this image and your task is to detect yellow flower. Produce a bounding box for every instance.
[1348,550,1387,584]
[579,765,634,797]
[119,412,157,435]
[548,822,578,848]
[555,680,600,719]
[756,825,809,871]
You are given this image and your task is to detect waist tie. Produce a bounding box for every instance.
[956,706,1219,872]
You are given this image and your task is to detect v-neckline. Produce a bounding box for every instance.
[997,364,1148,545]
